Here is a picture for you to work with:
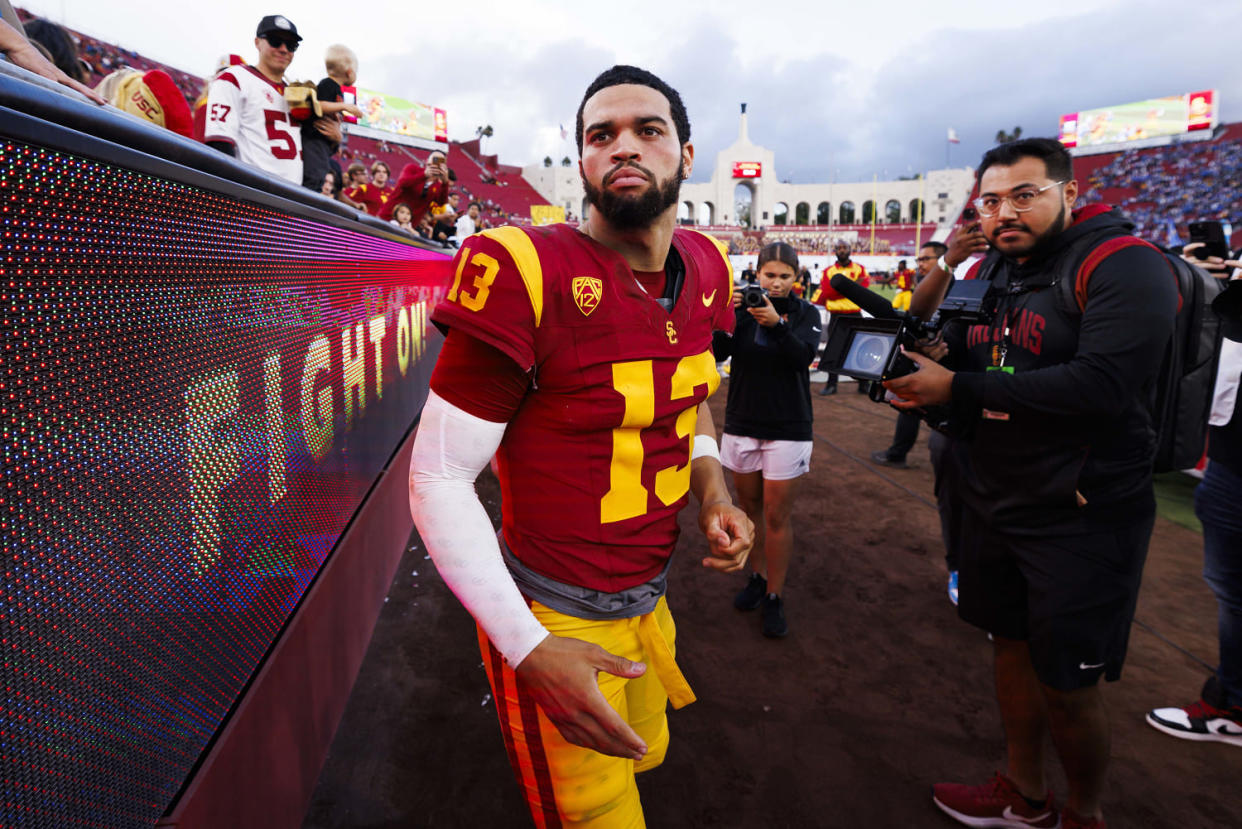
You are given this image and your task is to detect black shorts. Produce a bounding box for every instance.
[957,506,1155,691]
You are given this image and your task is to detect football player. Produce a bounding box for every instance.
[811,239,871,394]
[409,65,754,827]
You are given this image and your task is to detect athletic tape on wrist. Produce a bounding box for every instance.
[691,433,720,462]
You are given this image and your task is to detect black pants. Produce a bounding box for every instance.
[884,411,920,462]
[928,430,960,571]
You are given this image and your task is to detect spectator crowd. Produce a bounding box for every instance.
[6,7,526,246]
[1078,136,1242,244]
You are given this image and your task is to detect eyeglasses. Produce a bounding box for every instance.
[972,180,1066,217]
[263,34,299,52]
[915,255,936,262]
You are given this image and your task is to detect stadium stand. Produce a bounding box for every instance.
[1076,126,1242,249]
[340,134,553,227]
[765,223,939,256]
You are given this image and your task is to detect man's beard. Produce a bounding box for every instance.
[994,201,1067,261]
[583,160,683,230]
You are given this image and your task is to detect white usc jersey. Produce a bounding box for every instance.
[204,65,302,184]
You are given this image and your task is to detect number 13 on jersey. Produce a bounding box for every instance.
[601,351,720,523]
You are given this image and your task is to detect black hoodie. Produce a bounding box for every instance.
[715,296,822,441]
[947,205,1178,534]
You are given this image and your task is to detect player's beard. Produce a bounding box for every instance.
[583,160,683,230]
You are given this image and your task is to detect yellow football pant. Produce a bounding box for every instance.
[478,596,694,829]
[892,289,912,311]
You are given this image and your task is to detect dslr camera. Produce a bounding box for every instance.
[819,276,996,429]
[740,285,769,308]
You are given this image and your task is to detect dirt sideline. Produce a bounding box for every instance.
[304,382,1240,828]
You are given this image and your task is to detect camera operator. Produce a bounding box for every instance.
[714,242,821,638]
[886,138,1177,829]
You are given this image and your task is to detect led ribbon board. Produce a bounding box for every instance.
[0,139,451,826]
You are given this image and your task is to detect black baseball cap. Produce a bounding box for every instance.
[256,15,302,42]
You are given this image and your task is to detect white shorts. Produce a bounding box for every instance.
[720,434,813,480]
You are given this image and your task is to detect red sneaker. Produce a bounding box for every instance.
[932,772,1059,828]
[1061,807,1106,829]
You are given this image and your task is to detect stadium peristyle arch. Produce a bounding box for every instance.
[525,104,976,234]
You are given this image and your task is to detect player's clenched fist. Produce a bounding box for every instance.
[698,501,754,572]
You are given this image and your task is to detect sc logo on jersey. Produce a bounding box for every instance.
[572,276,603,317]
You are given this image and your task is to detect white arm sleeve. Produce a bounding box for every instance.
[409,390,549,666]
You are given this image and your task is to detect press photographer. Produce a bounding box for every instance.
[882,138,1178,829]
[714,242,822,638]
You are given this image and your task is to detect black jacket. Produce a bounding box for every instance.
[947,206,1178,533]
[715,296,822,441]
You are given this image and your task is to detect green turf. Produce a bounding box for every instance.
[871,283,898,302]
[1153,471,1202,533]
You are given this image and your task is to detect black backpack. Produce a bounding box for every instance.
[1056,233,1224,472]
[973,230,1223,472]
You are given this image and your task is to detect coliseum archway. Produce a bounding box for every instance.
[734,182,756,228]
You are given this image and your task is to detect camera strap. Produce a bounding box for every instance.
[986,262,1054,370]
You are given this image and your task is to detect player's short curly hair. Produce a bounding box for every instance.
[575,65,690,156]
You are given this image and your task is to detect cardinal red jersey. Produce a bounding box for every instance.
[432,224,735,593]
[810,260,869,314]
[347,183,393,216]
[379,162,448,222]
[893,268,915,291]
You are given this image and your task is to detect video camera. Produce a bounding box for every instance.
[819,274,996,429]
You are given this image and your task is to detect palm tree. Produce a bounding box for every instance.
[475,124,494,153]
[543,156,553,167]
[995,126,1023,144]
[560,157,571,167]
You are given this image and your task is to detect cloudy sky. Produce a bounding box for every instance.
[19,0,1242,183]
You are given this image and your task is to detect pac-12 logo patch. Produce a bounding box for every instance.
[572,276,603,317]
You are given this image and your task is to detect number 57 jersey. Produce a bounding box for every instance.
[204,65,302,184]
[432,224,735,594]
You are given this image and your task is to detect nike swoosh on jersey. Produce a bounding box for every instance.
[1002,805,1054,824]
[701,289,717,306]
[1079,661,1105,670]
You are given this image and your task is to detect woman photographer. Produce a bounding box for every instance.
[715,242,821,637]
